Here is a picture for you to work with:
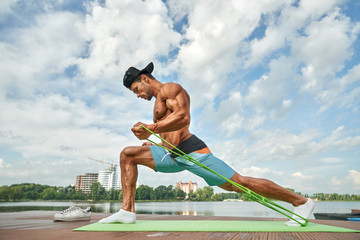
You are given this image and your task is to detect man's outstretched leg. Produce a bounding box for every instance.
[219,173,314,226]
[99,146,156,224]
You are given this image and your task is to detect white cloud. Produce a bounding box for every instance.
[0,94,134,161]
[172,0,289,107]
[340,64,360,87]
[241,1,359,119]
[271,99,293,120]
[0,92,144,186]
[292,172,314,179]
[0,158,93,186]
[245,128,320,162]
[0,11,86,97]
[166,0,192,24]
[322,126,360,151]
[245,0,338,67]
[0,158,10,168]
[317,64,360,113]
[77,0,181,81]
[206,57,299,135]
[244,56,296,113]
[295,8,357,92]
[241,166,284,178]
[0,0,18,14]
[331,176,342,186]
[210,125,360,169]
[321,157,342,164]
[348,170,360,187]
[329,170,360,191]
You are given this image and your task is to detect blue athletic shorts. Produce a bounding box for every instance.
[149,145,236,186]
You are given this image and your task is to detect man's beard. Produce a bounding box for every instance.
[144,84,153,101]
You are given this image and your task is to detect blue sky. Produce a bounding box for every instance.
[0,0,359,195]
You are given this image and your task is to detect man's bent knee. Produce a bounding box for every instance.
[120,146,136,159]
[120,146,141,167]
[120,146,156,170]
[121,146,149,159]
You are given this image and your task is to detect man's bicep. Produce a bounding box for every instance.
[154,84,191,132]
[166,90,190,113]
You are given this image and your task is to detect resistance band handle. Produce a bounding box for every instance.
[139,125,308,226]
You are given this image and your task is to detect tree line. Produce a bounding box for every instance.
[0,183,89,201]
[1,183,360,202]
[312,193,360,201]
[0,183,245,201]
[133,184,246,201]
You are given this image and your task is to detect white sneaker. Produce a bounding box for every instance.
[285,198,315,227]
[54,206,92,221]
[98,209,136,224]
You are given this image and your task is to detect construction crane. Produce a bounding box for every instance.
[88,158,118,170]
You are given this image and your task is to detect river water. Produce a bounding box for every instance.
[1,201,359,219]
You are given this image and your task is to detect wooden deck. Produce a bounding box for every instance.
[0,211,359,240]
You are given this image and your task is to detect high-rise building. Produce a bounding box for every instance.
[75,173,98,194]
[98,166,121,191]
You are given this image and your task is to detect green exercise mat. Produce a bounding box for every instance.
[73,220,359,232]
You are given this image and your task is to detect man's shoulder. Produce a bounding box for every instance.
[160,82,185,97]
[163,82,183,89]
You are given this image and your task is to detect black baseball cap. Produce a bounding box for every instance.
[123,62,154,89]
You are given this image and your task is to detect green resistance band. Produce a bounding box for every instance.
[140,125,308,227]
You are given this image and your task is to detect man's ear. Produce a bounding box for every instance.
[141,74,149,83]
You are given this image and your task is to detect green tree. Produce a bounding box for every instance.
[153,185,168,200]
[203,186,214,200]
[174,187,186,200]
[108,189,120,200]
[57,185,75,200]
[136,185,153,200]
[72,191,87,200]
[24,190,40,200]
[10,186,23,201]
[165,185,175,199]
[188,190,197,200]
[194,188,203,201]
[119,190,123,201]
[42,187,56,200]
[194,186,214,201]
[0,185,10,201]
[90,182,105,201]
[211,193,224,201]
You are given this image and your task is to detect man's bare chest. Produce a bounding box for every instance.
[153,99,170,122]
